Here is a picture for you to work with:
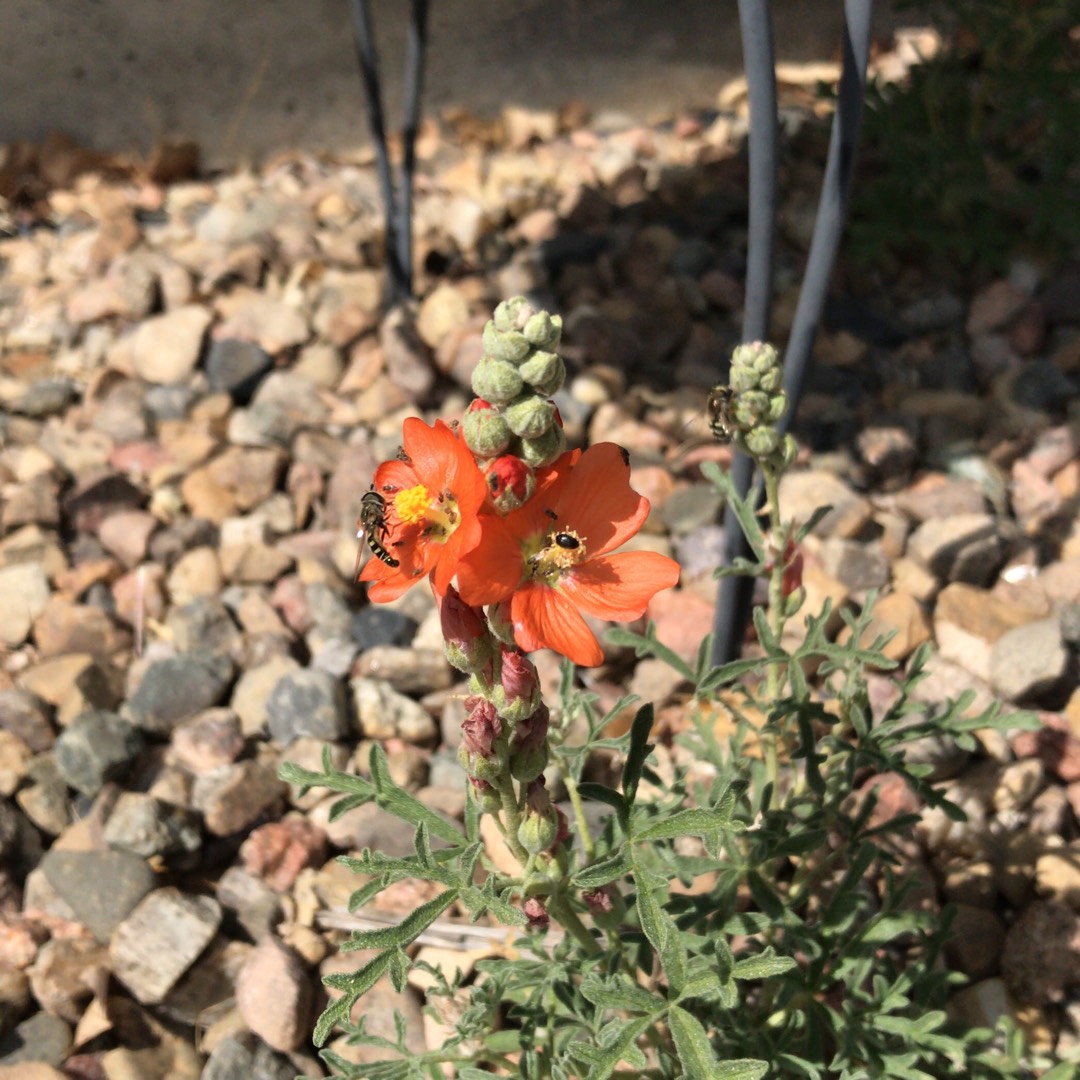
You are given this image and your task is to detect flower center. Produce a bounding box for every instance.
[525,529,587,584]
[394,484,459,541]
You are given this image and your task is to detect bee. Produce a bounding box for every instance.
[356,487,400,570]
[706,384,737,444]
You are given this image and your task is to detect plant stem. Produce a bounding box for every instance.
[560,765,595,861]
[762,461,786,796]
[497,773,530,864]
[548,891,601,957]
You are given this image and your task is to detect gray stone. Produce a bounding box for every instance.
[217,866,282,940]
[202,1031,297,1080]
[165,596,244,656]
[53,709,145,796]
[658,482,724,534]
[906,513,1006,586]
[265,668,348,746]
[350,677,439,744]
[39,848,156,943]
[0,689,55,753]
[127,652,235,735]
[103,791,202,859]
[191,760,285,836]
[109,886,222,1004]
[817,538,891,592]
[989,617,1071,705]
[0,1009,71,1067]
[350,606,418,651]
[15,754,70,836]
[12,377,77,418]
[205,337,273,404]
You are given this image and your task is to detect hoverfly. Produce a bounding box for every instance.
[356,487,399,570]
[706,383,737,444]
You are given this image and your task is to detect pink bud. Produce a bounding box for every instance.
[500,647,540,716]
[461,697,502,758]
[524,896,549,930]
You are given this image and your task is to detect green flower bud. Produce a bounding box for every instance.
[766,391,788,424]
[493,296,534,333]
[758,367,782,393]
[483,320,531,363]
[518,809,559,855]
[505,395,556,439]
[734,390,769,427]
[510,743,548,782]
[469,778,503,814]
[779,433,799,469]
[486,600,517,647]
[729,365,760,393]
[744,426,781,457]
[731,341,780,387]
[519,424,566,468]
[783,586,806,619]
[522,311,562,350]
[518,350,565,396]
[463,399,512,457]
[472,357,523,405]
[458,742,506,783]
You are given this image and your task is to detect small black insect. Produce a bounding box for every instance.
[706,384,737,444]
[357,488,399,568]
[553,532,580,550]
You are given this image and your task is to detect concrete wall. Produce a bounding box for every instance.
[1,0,910,166]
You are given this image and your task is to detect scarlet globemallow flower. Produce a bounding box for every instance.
[455,443,681,666]
[358,418,487,602]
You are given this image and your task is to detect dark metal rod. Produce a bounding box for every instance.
[711,0,779,667]
[349,0,408,302]
[779,0,875,429]
[712,0,875,666]
[398,0,431,298]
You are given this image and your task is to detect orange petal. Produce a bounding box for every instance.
[456,513,526,605]
[552,443,650,556]
[560,552,681,621]
[374,458,416,494]
[511,582,604,667]
[402,418,459,491]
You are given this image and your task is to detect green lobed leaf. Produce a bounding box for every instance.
[731,948,798,980]
[701,461,767,560]
[710,1059,770,1080]
[341,889,459,951]
[580,1015,653,1080]
[577,782,630,833]
[634,871,688,992]
[669,1005,723,1077]
[634,806,734,842]
[622,704,655,806]
[573,849,632,889]
[315,950,392,1045]
[579,972,660,1014]
[369,745,465,845]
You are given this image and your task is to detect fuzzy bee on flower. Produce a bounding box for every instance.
[706,383,737,444]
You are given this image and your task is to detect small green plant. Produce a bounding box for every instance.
[283,311,1049,1077]
[850,0,1080,272]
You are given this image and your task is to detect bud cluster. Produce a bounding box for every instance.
[465,296,567,512]
[726,341,798,469]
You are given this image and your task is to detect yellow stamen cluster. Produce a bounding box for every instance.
[394,484,458,541]
[525,529,587,584]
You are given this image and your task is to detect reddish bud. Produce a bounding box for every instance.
[495,647,541,722]
[524,896,549,930]
[582,888,614,916]
[461,697,502,759]
[484,455,535,513]
[440,585,494,673]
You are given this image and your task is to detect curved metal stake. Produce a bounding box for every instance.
[711,0,875,666]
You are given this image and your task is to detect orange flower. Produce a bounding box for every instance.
[358,418,488,602]
[456,443,681,666]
